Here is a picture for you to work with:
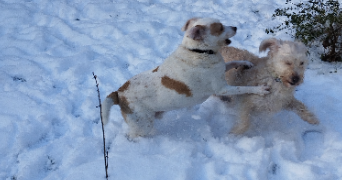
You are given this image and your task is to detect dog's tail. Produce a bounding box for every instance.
[101,91,119,125]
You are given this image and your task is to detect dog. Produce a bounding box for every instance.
[219,38,320,134]
[102,17,270,138]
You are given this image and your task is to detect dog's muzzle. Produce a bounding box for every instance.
[290,75,300,85]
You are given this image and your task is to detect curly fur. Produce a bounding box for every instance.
[219,38,320,134]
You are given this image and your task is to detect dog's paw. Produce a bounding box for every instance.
[125,133,139,142]
[236,60,254,69]
[226,61,254,71]
[299,111,320,125]
[307,116,320,125]
[257,85,271,96]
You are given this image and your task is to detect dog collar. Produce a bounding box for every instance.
[189,48,215,54]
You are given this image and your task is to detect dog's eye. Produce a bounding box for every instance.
[285,62,292,66]
[300,62,304,65]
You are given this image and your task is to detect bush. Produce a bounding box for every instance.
[266,0,342,62]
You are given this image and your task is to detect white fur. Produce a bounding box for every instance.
[102,18,270,138]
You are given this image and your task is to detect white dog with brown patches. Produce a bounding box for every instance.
[220,38,320,134]
[102,17,270,138]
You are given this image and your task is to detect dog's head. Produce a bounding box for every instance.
[260,38,308,87]
[181,18,237,52]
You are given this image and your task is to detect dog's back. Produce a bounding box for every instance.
[220,47,259,64]
[220,46,268,87]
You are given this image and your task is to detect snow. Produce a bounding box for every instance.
[0,0,342,179]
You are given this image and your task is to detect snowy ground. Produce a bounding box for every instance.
[1,0,342,179]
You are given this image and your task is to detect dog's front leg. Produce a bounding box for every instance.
[217,85,270,96]
[225,60,254,71]
[288,98,320,125]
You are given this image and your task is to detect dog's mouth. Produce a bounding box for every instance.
[225,39,231,45]
[285,81,298,87]
[283,75,302,87]
[289,81,298,86]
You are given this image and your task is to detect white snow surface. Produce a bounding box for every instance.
[1,0,342,180]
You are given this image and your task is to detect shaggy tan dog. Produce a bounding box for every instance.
[219,38,320,134]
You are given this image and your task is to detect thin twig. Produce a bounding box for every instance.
[92,72,109,179]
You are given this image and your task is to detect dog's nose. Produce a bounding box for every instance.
[232,26,237,32]
[291,75,300,85]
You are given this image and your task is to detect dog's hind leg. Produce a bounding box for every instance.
[122,110,155,138]
[230,105,252,134]
[230,113,250,134]
[288,98,320,125]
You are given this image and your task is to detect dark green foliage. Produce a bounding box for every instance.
[266,0,342,62]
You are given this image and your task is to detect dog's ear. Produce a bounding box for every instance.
[295,41,308,54]
[187,25,206,41]
[259,38,280,54]
[181,18,198,31]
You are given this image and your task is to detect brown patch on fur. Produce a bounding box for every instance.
[210,22,224,36]
[119,95,133,114]
[107,91,119,104]
[161,76,192,97]
[118,81,130,92]
[152,66,159,72]
[190,25,206,40]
